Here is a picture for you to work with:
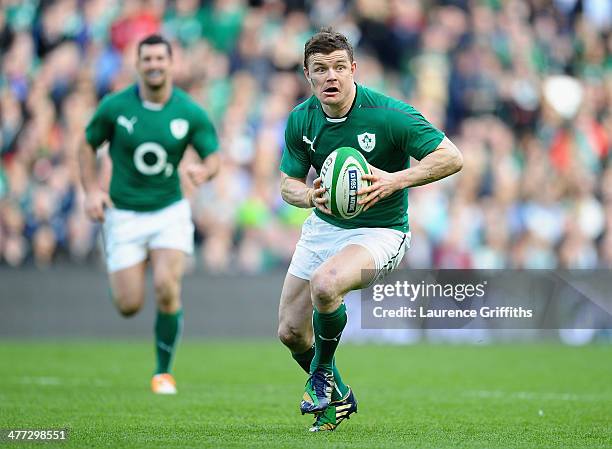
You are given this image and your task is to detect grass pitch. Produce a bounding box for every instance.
[1,341,610,448]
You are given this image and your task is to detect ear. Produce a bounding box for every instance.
[303,66,310,83]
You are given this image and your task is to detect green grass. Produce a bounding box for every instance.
[1,341,611,448]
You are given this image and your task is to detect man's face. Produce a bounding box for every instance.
[304,50,356,108]
[136,44,172,89]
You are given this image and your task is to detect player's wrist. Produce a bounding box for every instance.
[394,170,412,190]
[83,183,101,195]
[306,188,315,208]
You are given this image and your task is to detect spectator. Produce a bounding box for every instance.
[0,0,610,272]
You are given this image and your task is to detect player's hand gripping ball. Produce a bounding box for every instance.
[320,147,371,219]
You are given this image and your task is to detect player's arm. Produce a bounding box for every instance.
[279,110,331,213]
[359,136,463,211]
[280,172,330,214]
[185,152,220,185]
[78,138,113,222]
[393,136,463,188]
[80,98,114,222]
[187,107,221,185]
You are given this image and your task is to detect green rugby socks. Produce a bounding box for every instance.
[154,309,183,374]
[292,344,315,373]
[311,302,347,373]
[310,302,349,398]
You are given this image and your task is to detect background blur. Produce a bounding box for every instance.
[1,0,612,273]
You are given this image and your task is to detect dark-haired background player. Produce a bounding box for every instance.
[79,34,219,394]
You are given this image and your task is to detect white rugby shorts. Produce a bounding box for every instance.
[288,212,410,282]
[102,199,194,272]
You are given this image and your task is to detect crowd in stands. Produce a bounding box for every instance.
[1,0,611,272]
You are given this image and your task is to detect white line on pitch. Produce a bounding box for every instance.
[17,376,110,387]
[464,389,608,402]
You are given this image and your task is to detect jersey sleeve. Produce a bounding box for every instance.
[280,112,310,178]
[190,107,219,158]
[85,96,114,150]
[389,103,445,160]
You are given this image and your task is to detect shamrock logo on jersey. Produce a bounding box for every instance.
[357,132,376,152]
[170,119,189,140]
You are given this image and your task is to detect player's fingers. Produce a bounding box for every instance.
[313,187,326,197]
[361,174,377,182]
[359,189,380,205]
[103,195,114,209]
[357,184,376,195]
[313,177,322,188]
[313,196,328,204]
[359,180,382,195]
[358,187,379,203]
[98,201,108,220]
[364,195,381,211]
[90,205,104,222]
[316,204,332,215]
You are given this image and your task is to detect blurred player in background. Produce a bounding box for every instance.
[278,28,463,431]
[79,34,219,394]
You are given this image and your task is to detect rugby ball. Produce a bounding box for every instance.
[320,147,371,219]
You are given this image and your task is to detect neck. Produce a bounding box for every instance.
[321,83,357,118]
[139,80,172,104]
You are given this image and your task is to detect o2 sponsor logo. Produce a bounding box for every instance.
[133,143,174,177]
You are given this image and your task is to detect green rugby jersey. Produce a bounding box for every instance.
[86,85,218,211]
[280,84,444,232]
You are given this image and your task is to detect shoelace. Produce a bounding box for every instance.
[311,370,331,399]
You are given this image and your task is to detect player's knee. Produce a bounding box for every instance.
[116,301,141,317]
[154,275,178,302]
[310,270,341,306]
[278,325,308,349]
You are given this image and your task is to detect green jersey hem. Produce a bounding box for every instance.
[110,195,183,212]
[314,209,409,233]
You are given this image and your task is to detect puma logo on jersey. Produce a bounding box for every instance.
[303,135,317,152]
[117,115,137,134]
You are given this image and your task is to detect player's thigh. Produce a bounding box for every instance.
[324,227,409,292]
[149,199,195,258]
[102,207,149,274]
[108,261,147,316]
[311,244,376,305]
[278,273,313,349]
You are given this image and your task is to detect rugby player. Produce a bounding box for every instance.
[278,28,463,431]
[79,34,219,394]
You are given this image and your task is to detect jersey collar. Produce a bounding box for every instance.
[321,83,361,123]
[134,84,174,110]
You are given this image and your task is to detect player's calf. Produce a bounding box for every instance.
[278,324,312,353]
